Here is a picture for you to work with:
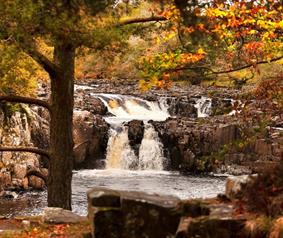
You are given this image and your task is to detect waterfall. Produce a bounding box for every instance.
[138,124,165,170]
[106,127,137,170]
[194,96,212,118]
[91,93,169,124]
[106,124,165,170]
[92,93,169,171]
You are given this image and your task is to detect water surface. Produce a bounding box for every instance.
[0,170,226,217]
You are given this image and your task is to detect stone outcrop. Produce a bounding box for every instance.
[73,111,109,169]
[151,115,283,174]
[87,187,183,238]
[74,90,108,115]
[87,187,283,238]
[165,97,198,118]
[151,118,242,172]
[0,108,46,192]
[30,109,110,170]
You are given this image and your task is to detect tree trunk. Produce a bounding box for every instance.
[48,42,75,210]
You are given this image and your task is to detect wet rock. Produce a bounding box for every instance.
[75,93,108,115]
[126,120,144,156]
[166,97,197,118]
[225,175,257,199]
[42,207,86,224]
[87,187,183,238]
[73,111,109,169]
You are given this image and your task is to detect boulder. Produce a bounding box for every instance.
[126,120,144,156]
[75,94,108,115]
[42,207,86,224]
[73,111,109,169]
[225,175,257,199]
[87,187,183,238]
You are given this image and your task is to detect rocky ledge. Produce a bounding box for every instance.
[1,80,282,193]
[87,187,283,238]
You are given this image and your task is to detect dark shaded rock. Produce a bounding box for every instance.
[214,124,241,147]
[182,200,210,218]
[166,97,197,118]
[211,98,234,116]
[121,191,182,238]
[73,111,109,169]
[126,120,144,156]
[87,187,183,238]
[75,93,108,115]
[176,217,247,238]
[93,209,123,238]
[30,108,50,168]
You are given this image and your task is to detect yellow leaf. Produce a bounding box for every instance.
[197,48,206,55]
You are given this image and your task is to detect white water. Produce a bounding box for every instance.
[105,127,137,169]
[194,96,212,117]
[91,93,169,124]
[138,124,165,170]
[91,93,169,170]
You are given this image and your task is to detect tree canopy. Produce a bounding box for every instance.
[0,0,282,210]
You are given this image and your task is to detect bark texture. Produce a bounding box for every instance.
[48,42,75,210]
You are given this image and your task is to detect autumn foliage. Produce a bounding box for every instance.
[139,0,283,88]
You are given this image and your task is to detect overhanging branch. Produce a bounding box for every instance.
[210,55,283,75]
[0,146,50,158]
[118,16,167,26]
[169,55,283,75]
[22,46,59,78]
[0,95,51,111]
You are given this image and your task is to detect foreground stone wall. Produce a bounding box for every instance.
[87,187,283,238]
[87,188,183,238]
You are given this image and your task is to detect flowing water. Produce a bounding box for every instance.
[195,96,212,117]
[0,92,226,218]
[0,170,226,217]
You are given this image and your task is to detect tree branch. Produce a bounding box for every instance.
[210,55,283,75]
[170,55,283,75]
[2,34,59,78]
[0,95,51,111]
[119,16,167,26]
[22,46,59,78]
[0,146,50,158]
